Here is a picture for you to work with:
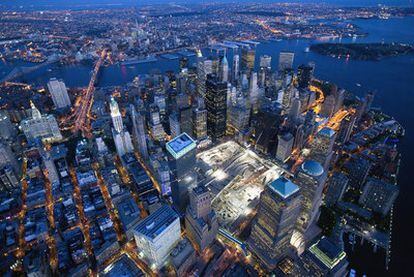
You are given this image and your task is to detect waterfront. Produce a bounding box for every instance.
[1,16,413,276]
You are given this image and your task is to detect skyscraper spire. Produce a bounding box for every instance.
[110,97,123,133]
[30,100,42,120]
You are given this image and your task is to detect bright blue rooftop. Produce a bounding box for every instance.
[269,176,300,199]
[319,127,336,138]
[166,132,196,159]
[301,160,324,177]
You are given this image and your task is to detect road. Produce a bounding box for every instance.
[62,49,107,137]
[69,166,96,273]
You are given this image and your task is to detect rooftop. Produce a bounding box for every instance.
[134,205,179,240]
[308,237,346,270]
[319,127,336,138]
[301,160,324,177]
[269,177,300,199]
[166,132,196,159]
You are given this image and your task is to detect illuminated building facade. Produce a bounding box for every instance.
[205,75,227,141]
[20,102,63,143]
[185,185,218,251]
[133,205,181,268]
[248,177,301,269]
[166,133,197,212]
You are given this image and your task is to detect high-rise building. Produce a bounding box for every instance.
[278,52,295,71]
[185,185,218,252]
[205,75,227,141]
[309,127,336,170]
[169,112,181,138]
[0,140,18,174]
[359,177,399,216]
[166,133,197,212]
[110,98,133,158]
[336,112,357,145]
[232,54,240,84]
[248,177,302,269]
[179,106,193,136]
[343,155,371,188]
[20,101,63,143]
[294,160,327,238]
[320,94,336,118]
[325,172,349,206]
[110,97,124,134]
[300,237,348,277]
[288,97,301,124]
[259,55,272,69]
[131,105,149,160]
[297,64,313,88]
[149,104,165,142]
[241,47,255,72]
[197,58,213,97]
[220,56,229,82]
[133,205,181,268]
[47,78,71,109]
[192,106,207,140]
[276,132,294,162]
[0,111,16,141]
[249,72,259,113]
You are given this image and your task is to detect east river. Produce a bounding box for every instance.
[1,16,413,276]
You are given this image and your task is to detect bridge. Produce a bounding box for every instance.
[0,55,63,83]
[218,228,249,256]
[61,49,107,137]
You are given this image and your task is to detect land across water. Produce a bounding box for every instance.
[310,42,414,60]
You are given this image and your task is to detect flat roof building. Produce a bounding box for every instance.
[133,205,181,268]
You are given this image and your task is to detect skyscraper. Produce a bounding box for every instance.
[309,127,336,170]
[0,111,16,141]
[133,205,181,268]
[232,54,240,84]
[205,75,227,141]
[0,139,18,174]
[297,64,313,88]
[241,47,255,72]
[47,78,71,109]
[337,112,357,144]
[185,185,218,251]
[248,177,302,269]
[259,55,272,69]
[220,56,229,82]
[249,72,259,113]
[192,104,207,140]
[294,160,327,238]
[166,133,197,212]
[278,52,295,71]
[20,101,63,143]
[325,172,349,207]
[110,98,133,157]
[276,132,294,162]
[131,105,148,160]
[110,97,124,134]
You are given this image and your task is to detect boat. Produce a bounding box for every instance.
[304,47,310,53]
[356,83,362,87]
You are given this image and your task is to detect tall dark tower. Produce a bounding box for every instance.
[205,74,227,141]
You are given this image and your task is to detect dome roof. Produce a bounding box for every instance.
[301,160,324,177]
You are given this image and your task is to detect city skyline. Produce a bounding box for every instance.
[0,1,412,276]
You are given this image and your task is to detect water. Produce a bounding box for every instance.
[1,16,414,276]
